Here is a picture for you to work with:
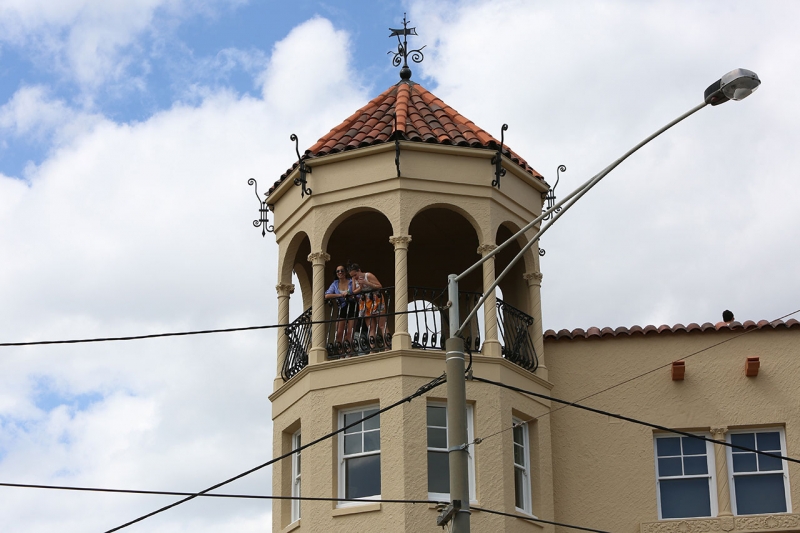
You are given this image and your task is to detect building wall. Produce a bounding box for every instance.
[545,326,800,533]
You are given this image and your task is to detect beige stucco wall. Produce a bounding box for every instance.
[270,350,555,532]
[545,326,800,533]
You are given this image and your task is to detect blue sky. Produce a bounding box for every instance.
[1,1,799,530]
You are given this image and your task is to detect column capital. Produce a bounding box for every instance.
[710,427,728,439]
[275,283,295,297]
[307,251,330,265]
[477,243,497,256]
[523,271,544,286]
[389,235,412,249]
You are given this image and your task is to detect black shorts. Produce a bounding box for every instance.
[339,300,358,320]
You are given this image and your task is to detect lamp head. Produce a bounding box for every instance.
[704,68,761,106]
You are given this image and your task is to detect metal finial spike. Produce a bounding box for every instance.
[388,13,425,81]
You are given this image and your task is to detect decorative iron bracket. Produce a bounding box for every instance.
[388,13,425,81]
[542,164,565,221]
[248,178,274,236]
[491,124,508,189]
[290,133,312,198]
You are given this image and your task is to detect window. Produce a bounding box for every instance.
[291,430,301,522]
[655,434,717,519]
[426,403,475,501]
[338,406,381,503]
[727,429,791,515]
[513,419,532,514]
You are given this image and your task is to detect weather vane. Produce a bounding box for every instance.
[388,13,425,80]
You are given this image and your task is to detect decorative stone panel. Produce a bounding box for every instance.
[641,514,800,533]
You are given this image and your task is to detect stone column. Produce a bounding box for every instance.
[389,235,412,350]
[710,426,733,516]
[308,251,330,365]
[478,244,501,357]
[523,270,546,375]
[274,283,295,390]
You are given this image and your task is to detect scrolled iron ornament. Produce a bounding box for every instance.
[542,164,565,221]
[248,178,273,236]
[491,124,509,188]
[388,13,426,80]
[290,133,312,198]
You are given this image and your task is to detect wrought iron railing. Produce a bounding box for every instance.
[497,298,538,372]
[280,288,538,381]
[282,306,312,381]
[326,287,393,359]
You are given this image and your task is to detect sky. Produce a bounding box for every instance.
[1,0,798,531]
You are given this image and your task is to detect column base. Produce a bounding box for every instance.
[392,332,412,350]
[273,376,285,392]
[481,340,502,357]
[309,347,328,365]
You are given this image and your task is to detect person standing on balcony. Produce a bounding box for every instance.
[325,265,357,353]
[348,263,388,351]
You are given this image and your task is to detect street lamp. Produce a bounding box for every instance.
[441,68,761,533]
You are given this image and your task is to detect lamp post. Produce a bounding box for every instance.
[441,68,760,533]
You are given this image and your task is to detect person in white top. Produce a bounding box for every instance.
[348,263,387,351]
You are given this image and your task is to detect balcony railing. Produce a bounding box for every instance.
[280,286,538,381]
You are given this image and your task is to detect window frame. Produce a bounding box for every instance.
[337,405,381,506]
[726,427,792,516]
[291,429,301,522]
[426,402,476,502]
[654,432,718,520]
[512,418,533,515]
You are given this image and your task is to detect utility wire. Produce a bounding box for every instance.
[103,373,446,532]
[473,375,800,465]
[0,482,439,504]
[472,308,800,446]
[472,506,611,533]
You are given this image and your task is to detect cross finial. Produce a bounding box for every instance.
[388,13,425,81]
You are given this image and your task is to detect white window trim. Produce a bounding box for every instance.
[291,429,301,522]
[654,433,718,520]
[512,418,534,516]
[337,405,381,507]
[427,402,476,502]
[726,427,792,516]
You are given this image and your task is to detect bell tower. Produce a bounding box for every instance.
[264,18,555,532]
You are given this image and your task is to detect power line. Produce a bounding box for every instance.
[472,506,611,533]
[103,373,446,532]
[472,308,800,446]
[473,375,800,465]
[0,482,439,504]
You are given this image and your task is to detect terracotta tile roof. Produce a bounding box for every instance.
[269,80,542,196]
[544,319,800,341]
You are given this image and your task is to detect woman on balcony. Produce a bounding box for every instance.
[348,263,388,351]
[325,265,357,353]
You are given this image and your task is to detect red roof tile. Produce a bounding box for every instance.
[269,80,542,196]
[544,319,800,340]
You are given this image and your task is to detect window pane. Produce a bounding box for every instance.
[658,457,683,477]
[734,473,787,515]
[657,437,681,457]
[363,409,380,431]
[428,451,449,494]
[513,425,524,446]
[345,455,381,499]
[756,432,781,451]
[428,406,447,427]
[514,467,526,509]
[758,452,783,472]
[364,430,380,452]
[660,478,712,518]
[731,433,755,450]
[732,453,757,473]
[514,443,525,466]
[344,434,362,455]
[683,456,708,476]
[344,412,362,433]
[428,427,447,449]
[682,436,706,456]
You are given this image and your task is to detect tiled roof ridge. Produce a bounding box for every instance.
[268,81,542,196]
[544,319,800,340]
